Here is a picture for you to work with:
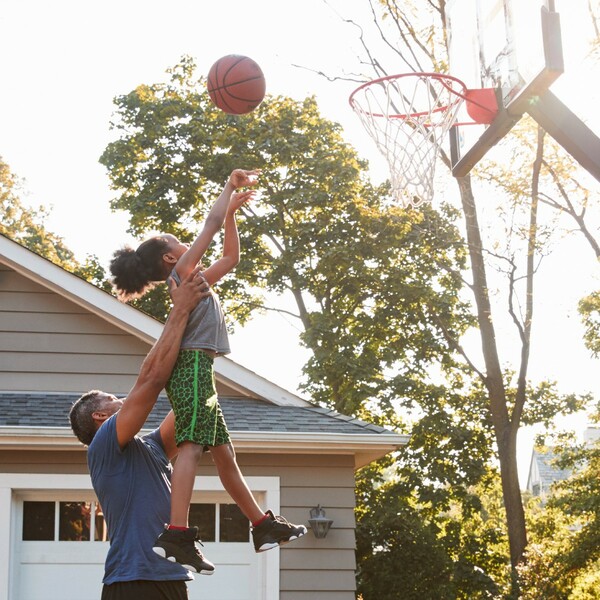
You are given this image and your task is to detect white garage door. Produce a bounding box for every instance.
[13,490,263,600]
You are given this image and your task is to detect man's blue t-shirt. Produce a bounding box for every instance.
[87,414,192,584]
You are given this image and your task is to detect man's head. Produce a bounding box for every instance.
[69,390,123,445]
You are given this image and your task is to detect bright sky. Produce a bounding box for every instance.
[1,0,598,484]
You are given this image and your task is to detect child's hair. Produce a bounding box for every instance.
[110,236,171,301]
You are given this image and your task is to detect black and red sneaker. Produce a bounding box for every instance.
[152,526,215,575]
[251,511,307,553]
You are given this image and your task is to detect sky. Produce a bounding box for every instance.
[1,0,598,484]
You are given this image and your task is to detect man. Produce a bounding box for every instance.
[69,268,208,600]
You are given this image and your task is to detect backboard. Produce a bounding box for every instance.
[446,0,565,175]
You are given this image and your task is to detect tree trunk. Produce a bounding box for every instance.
[456,176,528,572]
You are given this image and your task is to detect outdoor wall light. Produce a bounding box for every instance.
[308,505,334,539]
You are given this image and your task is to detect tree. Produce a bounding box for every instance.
[356,460,512,599]
[98,49,597,595]
[99,57,472,419]
[328,2,599,585]
[0,156,110,290]
[580,291,600,357]
[518,407,600,599]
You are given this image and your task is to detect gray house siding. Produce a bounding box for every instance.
[234,454,357,599]
[0,267,146,393]
[0,265,245,398]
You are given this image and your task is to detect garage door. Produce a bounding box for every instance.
[14,490,262,600]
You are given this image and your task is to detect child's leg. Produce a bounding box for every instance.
[210,443,264,523]
[211,443,308,553]
[170,441,203,527]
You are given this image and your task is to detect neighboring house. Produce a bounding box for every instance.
[0,234,407,600]
[526,428,600,501]
[583,426,600,444]
[526,448,572,499]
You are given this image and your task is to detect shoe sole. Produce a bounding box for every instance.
[255,527,307,553]
[152,546,215,575]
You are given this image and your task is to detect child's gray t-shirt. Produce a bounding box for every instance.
[170,269,230,355]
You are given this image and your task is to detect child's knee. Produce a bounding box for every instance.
[179,441,203,461]
[211,443,237,465]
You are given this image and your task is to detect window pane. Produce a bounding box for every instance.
[220,504,249,543]
[23,501,55,541]
[189,503,215,542]
[59,502,91,541]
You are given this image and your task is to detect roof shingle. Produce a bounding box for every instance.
[0,392,394,436]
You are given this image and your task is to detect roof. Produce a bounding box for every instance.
[526,448,572,494]
[0,393,407,468]
[532,450,571,484]
[0,392,388,434]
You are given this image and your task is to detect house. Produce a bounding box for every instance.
[583,426,600,444]
[0,234,407,600]
[526,448,571,499]
[526,427,600,501]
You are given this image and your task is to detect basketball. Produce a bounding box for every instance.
[207,55,266,115]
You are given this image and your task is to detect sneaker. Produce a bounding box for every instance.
[252,510,307,553]
[152,526,215,575]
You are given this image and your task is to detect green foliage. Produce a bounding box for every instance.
[0,156,112,293]
[519,407,600,599]
[549,432,600,586]
[0,157,77,269]
[99,56,473,416]
[579,291,600,358]
[394,375,494,512]
[355,464,455,600]
[511,375,592,428]
[356,464,510,599]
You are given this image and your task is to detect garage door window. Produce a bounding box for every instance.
[23,501,248,543]
[22,501,106,542]
[186,503,249,542]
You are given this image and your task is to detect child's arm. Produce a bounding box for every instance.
[175,169,259,279]
[201,190,253,286]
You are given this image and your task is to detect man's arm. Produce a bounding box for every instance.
[115,268,208,448]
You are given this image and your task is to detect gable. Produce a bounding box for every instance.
[0,236,311,404]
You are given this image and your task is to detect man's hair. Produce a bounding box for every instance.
[69,390,106,446]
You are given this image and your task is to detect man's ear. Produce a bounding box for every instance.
[92,410,110,425]
[163,252,178,265]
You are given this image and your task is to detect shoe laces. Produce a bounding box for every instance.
[189,527,206,554]
[271,514,291,525]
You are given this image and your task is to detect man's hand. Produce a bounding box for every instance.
[167,266,210,311]
[228,168,260,190]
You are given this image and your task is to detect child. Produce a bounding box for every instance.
[109,169,306,575]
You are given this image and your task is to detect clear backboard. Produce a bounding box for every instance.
[446,0,600,181]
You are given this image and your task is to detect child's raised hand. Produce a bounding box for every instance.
[228,190,255,214]
[228,169,260,190]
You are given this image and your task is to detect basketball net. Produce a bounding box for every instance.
[349,73,467,208]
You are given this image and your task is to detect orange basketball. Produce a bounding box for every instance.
[207,55,266,115]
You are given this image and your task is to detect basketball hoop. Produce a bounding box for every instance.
[350,72,476,208]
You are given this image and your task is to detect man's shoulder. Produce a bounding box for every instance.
[91,415,161,453]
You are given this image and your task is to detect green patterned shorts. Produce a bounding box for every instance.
[165,350,231,448]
